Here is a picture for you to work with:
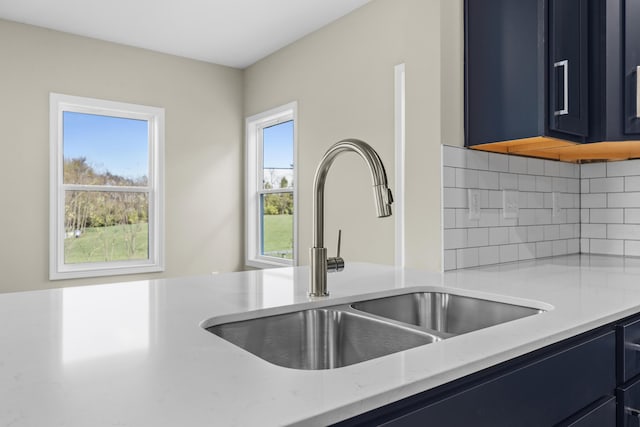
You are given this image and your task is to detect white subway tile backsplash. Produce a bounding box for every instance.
[456,248,479,268]
[580,238,590,253]
[467,150,489,170]
[488,153,509,172]
[608,192,640,208]
[589,239,624,256]
[527,226,544,242]
[607,159,640,177]
[518,243,536,260]
[590,177,624,193]
[499,173,518,190]
[489,227,509,245]
[559,162,576,178]
[443,167,456,188]
[608,224,640,240]
[625,241,640,257]
[479,246,500,265]
[499,244,519,263]
[581,163,606,179]
[509,226,528,244]
[443,187,468,208]
[543,225,560,240]
[443,229,467,250]
[626,209,640,224]
[443,145,466,168]
[581,179,590,194]
[536,176,553,192]
[489,190,502,208]
[443,209,456,229]
[443,250,457,271]
[568,239,579,253]
[456,168,479,189]
[552,240,568,256]
[544,160,560,177]
[468,228,489,247]
[536,241,553,258]
[552,177,568,192]
[581,193,607,208]
[527,158,544,175]
[625,176,640,192]
[479,171,500,189]
[582,224,607,239]
[509,156,528,174]
[590,208,624,224]
[519,175,536,192]
[479,209,501,227]
[567,178,580,193]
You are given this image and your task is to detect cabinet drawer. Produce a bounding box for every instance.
[617,317,640,383]
[617,376,640,427]
[558,396,616,427]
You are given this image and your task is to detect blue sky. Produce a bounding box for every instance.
[263,120,294,169]
[63,111,149,179]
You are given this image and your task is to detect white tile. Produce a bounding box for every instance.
[509,156,528,174]
[552,240,568,256]
[607,159,640,177]
[518,191,529,209]
[559,162,575,178]
[543,193,553,209]
[590,177,624,193]
[581,193,607,208]
[581,179,590,194]
[443,187,468,208]
[566,208,579,223]
[559,193,574,209]
[527,158,544,175]
[608,192,640,208]
[581,163,606,179]
[467,228,489,247]
[590,208,623,224]
[443,250,457,271]
[551,208,567,225]
[568,239,579,254]
[544,160,560,177]
[535,209,552,225]
[518,243,536,260]
[443,209,456,229]
[456,247,479,268]
[580,238,590,253]
[478,171,500,190]
[581,208,590,224]
[552,177,568,192]
[543,225,560,240]
[478,209,501,227]
[443,167,456,188]
[589,239,624,256]
[489,190,502,208]
[489,227,509,245]
[443,229,467,250]
[518,175,536,191]
[499,173,518,190]
[535,241,553,258]
[559,224,575,239]
[527,192,544,209]
[478,189,490,209]
[455,208,479,228]
[488,153,509,172]
[626,176,640,192]
[508,226,527,244]
[608,224,640,240]
[527,226,544,242]
[499,244,519,263]
[535,176,553,192]
[626,209,640,224]
[625,240,640,257]
[443,145,466,168]
[467,150,489,170]
[456,168,479,189]
[567,178,580,194]
[478,246,500,265]
[582,224,607,239]
[518,209,536,226]
[499,216,518,227]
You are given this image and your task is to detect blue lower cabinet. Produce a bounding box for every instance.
[617,376,640,427]
[335,329,615,427]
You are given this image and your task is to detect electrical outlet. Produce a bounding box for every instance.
[468,189,481,220]
[503,190,519,219]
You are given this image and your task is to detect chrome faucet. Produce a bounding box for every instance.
[309,139,393,297]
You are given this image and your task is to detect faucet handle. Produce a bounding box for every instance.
[327,229,344,273]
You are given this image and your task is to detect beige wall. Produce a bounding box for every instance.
[245,0,464,270]
[0,19,244,293]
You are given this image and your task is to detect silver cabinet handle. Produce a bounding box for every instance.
[554,60,569,116]
[636,66,640,119]
[626,341,640,352]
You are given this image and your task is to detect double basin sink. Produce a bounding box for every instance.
[202,289,547,370]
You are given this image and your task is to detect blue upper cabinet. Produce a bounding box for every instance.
[465,0,640,148]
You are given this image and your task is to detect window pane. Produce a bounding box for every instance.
[64,191,149,264]
[262,120,293,190]
[261,193,293,259]
[63,112,149,186]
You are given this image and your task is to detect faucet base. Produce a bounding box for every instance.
[309,247,329,297]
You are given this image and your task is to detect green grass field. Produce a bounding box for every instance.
[64,223,149,264]
[263,214,293,259]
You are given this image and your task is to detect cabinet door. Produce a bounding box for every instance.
[549,0,589,137]
[625,0,640,134]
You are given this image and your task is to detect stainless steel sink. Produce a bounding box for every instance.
[203,289,547,370]
[351,292,543,335]
[206,307,439,370]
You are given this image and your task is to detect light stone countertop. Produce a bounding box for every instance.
[2,254,640,426]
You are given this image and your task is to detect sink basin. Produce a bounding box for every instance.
[352,292,543,335]
[206,308,439,370]
[203,288,547,370]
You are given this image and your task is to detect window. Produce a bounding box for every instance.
[246,102,297,268]
[50,93,164,280]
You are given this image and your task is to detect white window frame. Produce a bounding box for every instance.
[49,93,165,280]
[245,102,298,269]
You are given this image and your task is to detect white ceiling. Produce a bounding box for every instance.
[0,0,371,68]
